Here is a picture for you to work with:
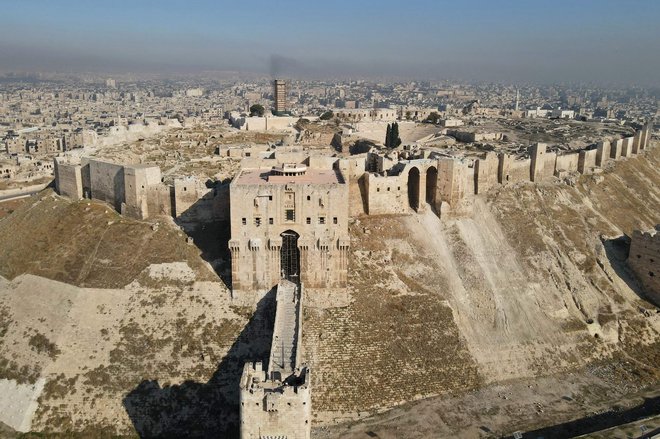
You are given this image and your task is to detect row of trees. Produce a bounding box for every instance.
[385,122,402,148]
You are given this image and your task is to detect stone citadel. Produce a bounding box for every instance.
[52,120,656,439]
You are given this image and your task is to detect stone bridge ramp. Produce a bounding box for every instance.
[267,279,302,379]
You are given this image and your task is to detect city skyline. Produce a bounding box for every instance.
[1,0,659,85]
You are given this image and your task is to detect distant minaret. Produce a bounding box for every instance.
[515,89,520,112]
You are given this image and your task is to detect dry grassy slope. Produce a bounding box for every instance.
[305,146,660,423]
[0,273,248,436]
[0,190,217,288]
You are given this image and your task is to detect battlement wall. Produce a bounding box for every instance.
[362,122,654,218]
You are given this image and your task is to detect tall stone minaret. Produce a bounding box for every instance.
[515,88,520,112]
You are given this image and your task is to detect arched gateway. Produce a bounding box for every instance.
[408,167,420,211]
[280,230,300,281]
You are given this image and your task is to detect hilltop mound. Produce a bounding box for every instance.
[0,149,657,437]
[0,190,217,288]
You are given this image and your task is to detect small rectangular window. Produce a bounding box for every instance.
[268,195,272,201]
[387,187,390,191]
[269,218,273,225]
[319,216,325,225]
[254,217,261,226]
[377,188,380,192]
[241,218,246,225]
[306,217,311,224]
[306,195,311,201]
[333,217,338,224]
[285,209,295,221]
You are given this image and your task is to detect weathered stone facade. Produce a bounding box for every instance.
[229,163,349,297]
[629,226,660,306]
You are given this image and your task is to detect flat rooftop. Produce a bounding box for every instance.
[234,168,342,185]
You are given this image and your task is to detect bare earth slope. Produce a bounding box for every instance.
[310,146,660,436]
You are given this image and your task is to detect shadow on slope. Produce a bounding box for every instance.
[601,235,650,303]
[123,289,275,438]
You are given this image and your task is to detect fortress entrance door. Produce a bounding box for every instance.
[408,167,420,211]
[280,230,300,282]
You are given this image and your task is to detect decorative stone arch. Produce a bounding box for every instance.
[407,167,420,211]
[426,165,438,206]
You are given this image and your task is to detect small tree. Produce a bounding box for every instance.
[385,123,392,147]
[390,122,402,148]
[425,111,440,124]
[319,110,334,121]
[249,104,265,117]
[405,111,412,121]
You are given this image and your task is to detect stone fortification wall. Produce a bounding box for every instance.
[578,148,598,174]
[122,165,162,219]
[499,155,532,185]
[555,151,580,174]
[173,177,229,223]
[474,152,499,194]
[54,157,169,220]
[85,159,125,212]
[53,157,83,200]
[361,122,654,217]
[629,226,660,306]
[365,174,408,215]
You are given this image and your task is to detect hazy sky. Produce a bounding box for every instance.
[1,0,659,84]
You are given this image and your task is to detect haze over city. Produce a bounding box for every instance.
[1,0,660,84]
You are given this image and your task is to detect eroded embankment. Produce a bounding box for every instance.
[305,146,660,426]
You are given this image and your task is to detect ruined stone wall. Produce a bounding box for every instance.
[146,185,173,218]
[629,227,660,306]
[437,158,470,212]
[621,137,635,157]
[55,157,172,220]
[361,125,653,218]
[555,151,580,174]
[530,143,549,182]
